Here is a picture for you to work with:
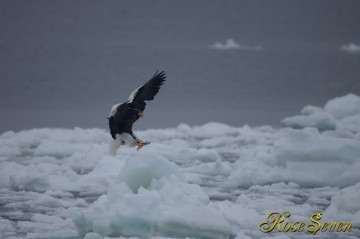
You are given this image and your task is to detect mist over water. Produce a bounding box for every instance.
[1,0,360,133]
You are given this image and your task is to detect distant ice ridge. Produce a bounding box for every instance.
[1,94,360,238]
[227,127,360,188]
[209,38,263,51]
[341,43,360,54]
[282,93,360,133]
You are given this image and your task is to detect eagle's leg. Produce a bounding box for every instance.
[131,132,150,150]
[109,135,125,156]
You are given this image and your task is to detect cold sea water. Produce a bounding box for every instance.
[0,0,360,133]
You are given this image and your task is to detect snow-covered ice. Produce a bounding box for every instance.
[0,94,360,238]
[74,154,232,238]
[324,182,360,228]
[282,93,360,134]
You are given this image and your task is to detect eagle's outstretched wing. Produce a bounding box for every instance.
[128,71,166,111]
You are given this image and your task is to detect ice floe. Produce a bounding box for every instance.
[74,154,232,238]
[341,43,360,54]
[282,93,360,135]
[209,38,263,51]
[324,183,360,227]
[0,94,360,238]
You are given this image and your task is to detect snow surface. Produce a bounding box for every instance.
[0,94,360,238]
[209,39,263,51]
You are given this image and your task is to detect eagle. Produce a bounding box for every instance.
[108,71,166,154]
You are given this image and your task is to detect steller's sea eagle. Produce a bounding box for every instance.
[108,71,166,154]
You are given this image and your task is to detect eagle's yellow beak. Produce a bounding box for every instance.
[138,111,144,118]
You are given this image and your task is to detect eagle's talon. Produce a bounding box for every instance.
[135,142,148,150]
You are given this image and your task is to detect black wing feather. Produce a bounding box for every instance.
[130,71,166,110]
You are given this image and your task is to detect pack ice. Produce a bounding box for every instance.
[0,94,359,239]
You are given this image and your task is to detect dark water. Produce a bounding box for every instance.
[1,0,360,133]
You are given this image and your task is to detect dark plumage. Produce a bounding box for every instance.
[108,71,166,150]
